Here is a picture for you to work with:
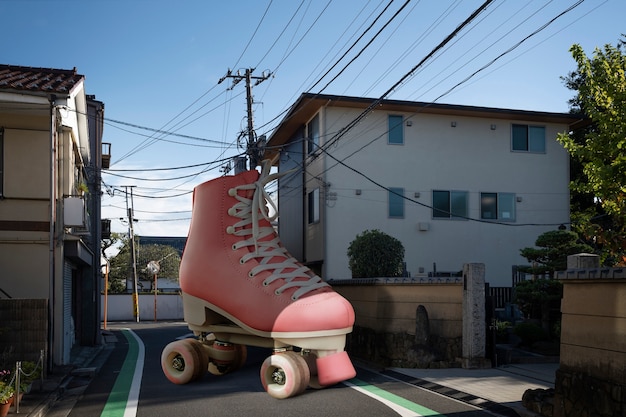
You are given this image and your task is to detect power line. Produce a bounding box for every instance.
[315,0,412,94]
[269,0,588,228]
[104,153,243,172]
[316,142,569,228]
[322,0,496,152]
[104,117,231,146]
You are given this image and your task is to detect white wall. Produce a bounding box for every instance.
[320,109,570,287]
[102,293,184,321]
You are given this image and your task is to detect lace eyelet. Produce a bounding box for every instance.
[226,226,235,234]
[263,281,270,287]
[275,290,282,295]
[248,271,254,278]
[239,258,245,264]
[228,188,237,196]
[291,295,298,301]
[232,244,237,251]
[228,207,237,216]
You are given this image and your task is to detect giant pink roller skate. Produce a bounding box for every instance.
[160,161,356,399]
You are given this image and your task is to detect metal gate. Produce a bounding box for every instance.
[62,261,75,364]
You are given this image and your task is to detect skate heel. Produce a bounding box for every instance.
[183,292,230,328]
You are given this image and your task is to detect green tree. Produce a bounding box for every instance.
[519,230,593,276]
[514,279,562,337]
[107,236,181,293]
[558,36,626,265]
[347,229,405,278]
[516,230,592,337]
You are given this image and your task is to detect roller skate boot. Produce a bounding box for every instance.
[160,161,356,399]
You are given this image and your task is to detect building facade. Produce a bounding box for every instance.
[266,94,581,287]
[0,65,105,366]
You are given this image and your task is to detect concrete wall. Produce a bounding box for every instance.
[333,278,463,337]
[102,293,184,322]
[332,277,465,367]
[101,280,463,336]
[553,268,626,416]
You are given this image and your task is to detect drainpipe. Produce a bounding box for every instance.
[48,94,57,371]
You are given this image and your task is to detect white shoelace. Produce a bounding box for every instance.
[226,161,329,300]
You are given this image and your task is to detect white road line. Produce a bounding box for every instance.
[122,329,145,417]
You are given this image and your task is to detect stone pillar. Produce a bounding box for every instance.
[566,252,600,269]
[462,263,490,368]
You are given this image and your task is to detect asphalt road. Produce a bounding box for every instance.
[68,322,496,417]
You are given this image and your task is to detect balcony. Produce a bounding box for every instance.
[102,142,111,169]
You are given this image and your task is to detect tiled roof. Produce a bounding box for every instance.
[0,64,84,95]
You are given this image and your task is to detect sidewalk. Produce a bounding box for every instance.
[386,362,557,417]
[15,331,116,417]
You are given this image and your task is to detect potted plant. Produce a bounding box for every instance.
[0,381,14,417]
[76,182,89,196]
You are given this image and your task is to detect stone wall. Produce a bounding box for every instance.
[551,267,626,417]
[331,276,465,368]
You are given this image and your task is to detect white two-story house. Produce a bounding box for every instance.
[265,93,581,288]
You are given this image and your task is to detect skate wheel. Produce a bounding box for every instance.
[284,351,310,393]
[207,342,247,376]
[232,344,248,371]
[181,338,208,380]
[260,352,310,399]
[303,352,324,389]
[161,340,201,384]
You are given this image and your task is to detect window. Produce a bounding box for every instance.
[481,192,516,221]
[308,188,320,224]
[388,187,404,218]
[0,128,3,197]
[306,114,320,155]
[432,190,468,219]
[388,115,404,145]
[512,124,545,153]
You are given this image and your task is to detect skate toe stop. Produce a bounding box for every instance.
[316,351,356,386]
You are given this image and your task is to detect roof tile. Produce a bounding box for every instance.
[0,64,84,95]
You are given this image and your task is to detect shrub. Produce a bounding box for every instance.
[513,278,562,320]
[494,320,511,342]
[514,322,548,347]
[347,229,405,278]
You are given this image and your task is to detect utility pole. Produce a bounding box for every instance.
[123,185,140,322]
[218,68,272,171]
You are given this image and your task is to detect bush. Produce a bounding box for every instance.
[514,322,548,347]
[347,229,405,278]
[513,278,562,320]
[494,320,511,342]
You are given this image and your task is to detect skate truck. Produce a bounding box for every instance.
[161,162,356,399]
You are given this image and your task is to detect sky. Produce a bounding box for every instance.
[1,0,623,239]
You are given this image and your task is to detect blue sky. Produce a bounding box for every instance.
[1,0,623,238]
